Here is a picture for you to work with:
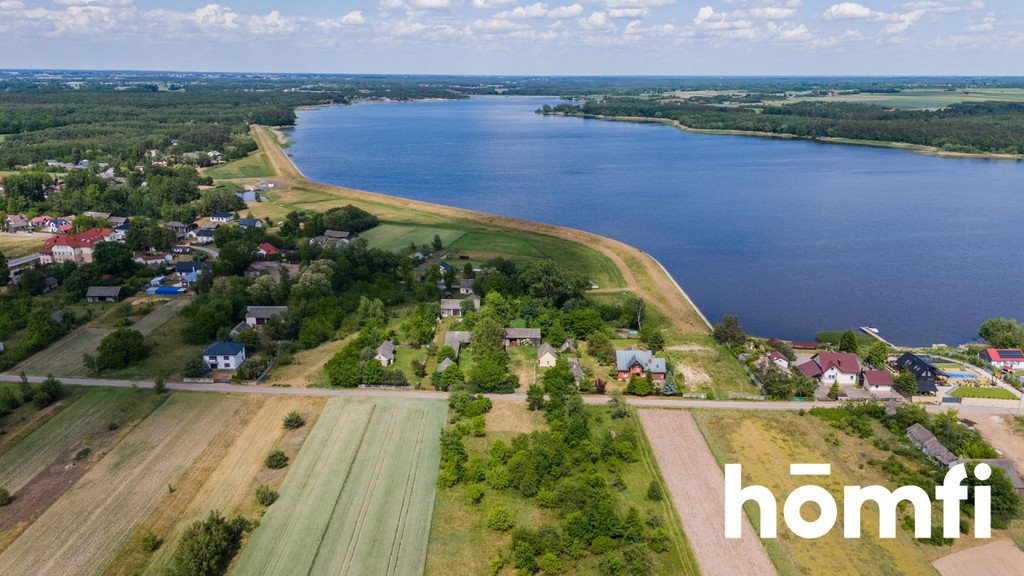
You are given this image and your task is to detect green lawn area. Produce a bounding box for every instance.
[449,231,545,259]
[204,152,274,180]
[950,386,1018,400]
[361,223,466,253]
[815,330,877,349]
[0,233,47,258]
[393,345,429,388]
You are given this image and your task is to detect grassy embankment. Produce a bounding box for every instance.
[214,125,753,396]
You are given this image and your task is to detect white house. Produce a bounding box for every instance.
[202,341,246,371]
[861,370,894,393]
[537,343,557,368]
[796,352,860,385]
[980,348,1024,373]
[210,212,234,224]
[375,340,396,366]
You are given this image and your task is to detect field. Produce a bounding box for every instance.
[16,326,112,377]
[0,233,46,258]
[638,409,775,576]
[779,88,1024,110]
[360,223,466,253]
[0,393,243,575]
[232,397,446,576]
[204,151,275,180]
[950,386,1018,400]
[932,539,1024,576]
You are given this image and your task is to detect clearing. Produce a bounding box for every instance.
[638,409,775,576]
[231,397,446,576]
[0,393,242,575]
[360,223,466,253]
[204,152,275,180]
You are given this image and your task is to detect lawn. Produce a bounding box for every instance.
[0,393,243,575]
[232,397,446,576]
[360,223,466,253]
[204,152,275,180]
[0,233,47,258]
[950,386,1019,400]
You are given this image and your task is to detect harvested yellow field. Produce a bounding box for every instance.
[933,539,1024,576]
[0,393,242,575]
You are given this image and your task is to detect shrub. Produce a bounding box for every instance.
[255,484,278,506]
[182,355,210,378]
[264,449,288,470]
[486,464,512,490]
[466,483,485,504]
[607,391,630,419]
[646,480,663,501]
[486,503,515,532]
[140,530,161,552]
[0,488,12,507]
[282,411,305,429]
[590,535,616,555]
[96,328,148,370]
[537,552,562,574]
[75,448,92,461]
[33,375,64,409]
[168,511,251,576]
[154,374,167,394]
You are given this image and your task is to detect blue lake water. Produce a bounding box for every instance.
[286,96,1024,346]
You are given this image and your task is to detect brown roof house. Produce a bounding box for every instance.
[504,328,541,347]
[906,423,959,469]
[797,352,860,385]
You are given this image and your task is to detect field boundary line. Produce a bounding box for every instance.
[385,408,429,576]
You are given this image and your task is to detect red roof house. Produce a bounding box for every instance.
[861,370,894,392]
[40,228,113,264]
[797,352,860,385]
[980,348,1024,372]
[256,242,280,257]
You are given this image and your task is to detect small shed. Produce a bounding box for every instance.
[86,286,123,303]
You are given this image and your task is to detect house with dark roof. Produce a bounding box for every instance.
[86,285,123,303]
[895,352,941,394]
[537,343,557,367]
[980,348,1024,372]
[457,278,475,295]
[245,305,288,326]
[210,212,234,223]
[906,423,959,468]
[444,331,472,356]
[175,260,212,275]
[504,328,542,347]
[615,349,667,382]
[436,357,456,374]
[375,340,396,366]
[238,218,263,230]
[190,228,216,244]
[202,341,246,371]
[559,339,577,354]
[861,370,894,393]
[797,352,860,385]
[568,356,585,386]
[440,296,480,318]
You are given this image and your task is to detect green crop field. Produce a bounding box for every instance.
[361,223,467,253]
[950,386,1018,400]
[232,397,446,576]
[204,152,274,180]
[0,393,242,575]
[17,327,113,377]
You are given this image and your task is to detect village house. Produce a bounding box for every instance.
[111,223,131,241]
[245,305,289,327]
[436,357,456,374]
[979,348,1024,373]
[108,215,128,227]
[42,276,59,294]
[615,348,667,382]
[29,215,53,229]
[504,328,542,347]
[202,341,246,371]
[5,214,29,233]
[244,261,300,283]
[895,352,941,394]
[457,278,475,295]
[86,285,123,303]
[796,352,860,385]
[210,212,234,224]
[568,356,584,386]
[375,340,396,366]
[310,229,351,248]
[440,296,481,318]
[255,242,280,257]
[238,218,263,230]
[190,228,216,244]
[755,350,792,375]
[537,343,557,368]
[40,228,114,264]
[165,221,191,239]
[175,260,212,276]
[861,370,894,393]
[444,331,472,356]
[172,245,193,255]
[559,339,577,354]
[133,252,172,267]
[906,423,959,469]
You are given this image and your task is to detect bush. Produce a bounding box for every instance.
[140,530,161,552]
[282,411,305,429]
[486,503,515,532]
[264,449,289,470]
[168,511,251,576]
[607,391,630,419]
[255,484,278,506]
[646,480,663,501]
[0,488,12,507]
[33,375,64,409]
[466,483,485,504]
[182,355,210,378]
[96,328,148,370]
[154,374,167,394]
[590,535,616,555]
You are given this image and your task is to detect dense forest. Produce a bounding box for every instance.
[543,99,1024,155]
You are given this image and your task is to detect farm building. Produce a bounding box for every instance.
[504,328,542,347]
[861,370,894,393]
[165,221,191,238]
[245,305,289,326]
[202,341,246,371]
[444,331,472,356]
[375,340,395,366]
[133,252,172,267]
[436,357,456,374]
[976,460,1024,497]
[86,285,123,303]
[615,349,667,382]
[979,348,1024,372]
[895,352,941,394]
[537,343,557,367]
[440,296,480,318]
[310,229,351,248]
[906,423,959,468]
[797,352,860,385]
[5,214,29,232]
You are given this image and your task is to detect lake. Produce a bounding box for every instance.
[286,96,1024,346]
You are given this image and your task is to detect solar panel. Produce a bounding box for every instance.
[998,349,1024,358]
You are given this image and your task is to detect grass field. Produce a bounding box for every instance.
[776,88,1024,110]
[0,233,46,258]
[0,393,243,575]
[204,152,275,180]
[232,397,446,576]
[950,386,1019,400]
[17,327,113,377]
[360,223,466,253]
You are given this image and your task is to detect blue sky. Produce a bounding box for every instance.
[0,0,1020,75]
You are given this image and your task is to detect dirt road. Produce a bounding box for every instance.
[638,409,777,576]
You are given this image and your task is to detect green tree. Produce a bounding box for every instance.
[827,382,840,400]
[472,313,505,355]
[647,480,663,501]
[526,382,545,411]
[978,318,1024,349]
[661,379,678,396]
[865,340,891,368]
[168,511,251,576]
[894,370,918,396]
[638,326,664,352]
[762,367,793,400]
[362,358,384,385]
[255,484,278,507]
[93,241,135,276]
[587,331,614,365]
[183,355,210,378]
[436,363,465,392]
[712,315,746,347]
[264,449,288,469]
[624,374,654,396]
[839,329,860,355]
[282,411,305,429]
[96,328,147,370]
[33,374,64,408]
[0,251,9,286]
[607,391,630,419]
[432,234,443,251]
[0,488,12,506]
[486,503,515,532]
[154,374,167,394]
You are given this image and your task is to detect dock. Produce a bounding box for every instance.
[860,327,897,348]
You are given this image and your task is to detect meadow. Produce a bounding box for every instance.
[0,233,47,258]
[204,151,275,180]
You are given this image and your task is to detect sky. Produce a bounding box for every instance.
[0,0,1021,76]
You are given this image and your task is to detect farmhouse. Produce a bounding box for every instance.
[537,343,557,367]
[165,221,191,238]
[86,285,123,303]
[979,348,1024,372]
[239,218,263,230]
[5,214,29,232]
[504,328,542,347]
[40,228,114,264]
[457,278,475,295]
[311,230,351,248]
[255,242,280,257]
[615,349,667,382]
[895,352,940,394]
[440,296,480,318]
[796,352,860,385]
[375,340,396,366]
[860,370,894,393]
[444,331,472,356]
[133,252,172,267]
[755,351,792,375]
[906,423,959,468]
[246,305,289,326]
[202,340,246,371]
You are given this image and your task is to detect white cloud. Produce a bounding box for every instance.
[811,28,863,46]
[609,8,649,18]
[822,2,884,20]
[966,14,995,32]
[748,7,796,20]
[496,3,548,19]
[410,0,451,8]
[191,4,239,31]
[471,0,516,7]
[548,4,584,18]
[318,10,367,29]
[605,0,675,7]
[0,0,24,8]
[248,11,293,35]
[578,11,615,30]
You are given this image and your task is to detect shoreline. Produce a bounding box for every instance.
[544,111,1024,162]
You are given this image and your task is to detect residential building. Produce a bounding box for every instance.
[504,328,542,347]
[239,218,263,230]
[796,352,860,385]
[755,350,792,375]
[255,242,280,257]
[568,356,585,386]
[83,211,111,221]
[29,215,54,229]
[245,305,289,326]
[202,341,246,371]
[444,331,472,356]
[86,285,123,303]
[559,339,577,354]
[111,223,130,241]
[191,228,216,244]
[440,296,480,318]
[895,352,941,394]
[980,348,1024,373]
[41,228,114,264]
[165,221,191,239]
[175,260,212,275]
[375,340,396,366]
[5,214,29,232]
[537,343,557,367]
[457,278,475,295]
[861,370,894,393]
[172,245,193,254]
[906,423,959,469]
[210,212,234,223]
[436,357,456,374]
[615,348,667,382]
[133,252,172,267]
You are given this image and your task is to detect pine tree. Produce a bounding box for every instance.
[839,329,860,355]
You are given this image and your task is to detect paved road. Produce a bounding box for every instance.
[3,372,1020,416]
